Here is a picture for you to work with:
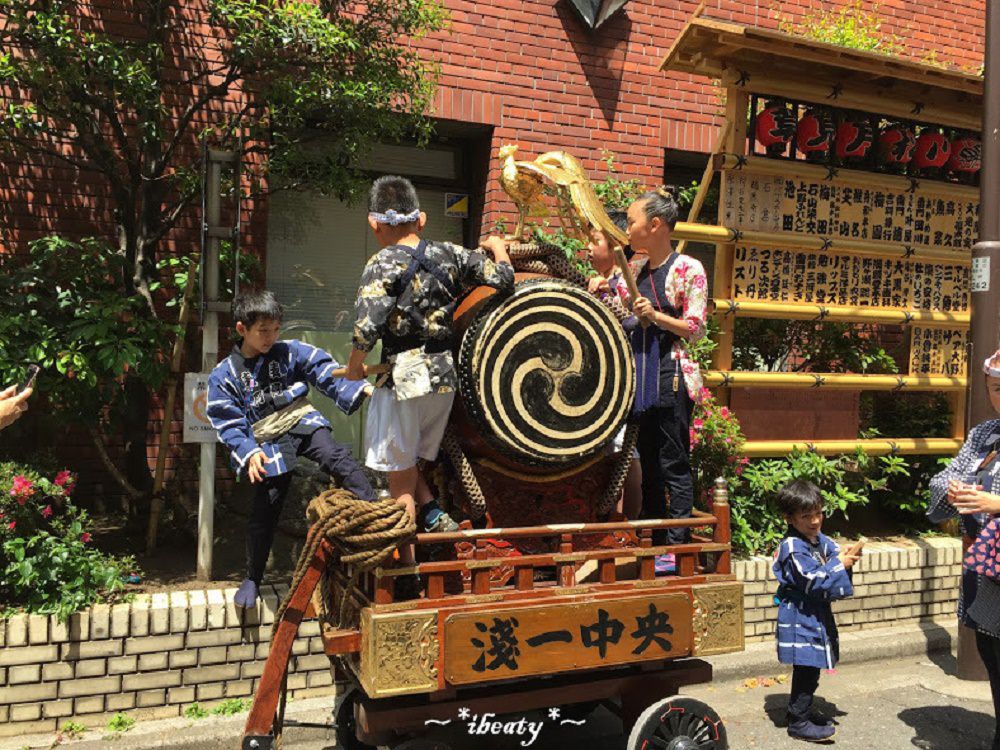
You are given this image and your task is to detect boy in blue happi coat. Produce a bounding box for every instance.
[772,480,864,743]
[207,290,377,608]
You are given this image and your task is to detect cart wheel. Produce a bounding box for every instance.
[334,687,377,750]
[626,695,727,750]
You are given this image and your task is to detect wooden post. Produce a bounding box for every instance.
[638,528,654,580]
[712,476,732,575]
[711,88,749,407]
[558,533,575,587]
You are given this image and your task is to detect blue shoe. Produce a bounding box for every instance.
[788,719,836,742]
[234,578,259,609]
[654,553,676,576]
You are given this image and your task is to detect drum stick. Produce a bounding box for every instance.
[330,363,391,378]
[613,247,650,328]
[613,247,640,308]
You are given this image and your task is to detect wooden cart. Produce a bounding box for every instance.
[241,478,743,750]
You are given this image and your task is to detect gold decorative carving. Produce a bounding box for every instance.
[359,609,440,697]
[691,582,745,656]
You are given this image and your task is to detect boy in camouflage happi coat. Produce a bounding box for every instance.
[347,176,514,598]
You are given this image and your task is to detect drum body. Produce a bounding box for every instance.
[455,277,634,470]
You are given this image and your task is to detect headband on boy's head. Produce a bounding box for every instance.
[369,208,421,226]
[985,351,1000,377]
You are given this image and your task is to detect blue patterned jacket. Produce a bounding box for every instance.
[773,530,854,669]
[206,340,366,478]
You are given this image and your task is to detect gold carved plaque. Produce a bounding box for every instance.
[443,594,691,686]
[691,582,745,657]
[358,608,440,698]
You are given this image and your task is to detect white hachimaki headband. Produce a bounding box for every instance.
[984,353,1000,377]
[369,208,420,226]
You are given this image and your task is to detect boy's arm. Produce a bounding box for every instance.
[353,256,397,360]
[206,369,262,474]
[778,538,854,601]
[457,239,514,296]
[292,341,367,415]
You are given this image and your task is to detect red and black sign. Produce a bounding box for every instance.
[796,108,835,162]
[947,134,981,174]
[755,100,796,156]
[835,115,873,161]
[913,130,952,170]
[877,123,916,167]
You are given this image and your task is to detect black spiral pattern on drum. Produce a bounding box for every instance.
[458,278,634,467]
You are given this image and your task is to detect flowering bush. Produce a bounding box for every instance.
[0,461,136,620]
[689,387,748,502]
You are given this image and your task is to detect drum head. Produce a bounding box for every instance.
[457,278,634,467]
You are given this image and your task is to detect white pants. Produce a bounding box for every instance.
[364,388,456,472]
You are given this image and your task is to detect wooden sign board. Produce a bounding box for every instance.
[733,246,969,313]
[909,327,968,376]
[443,594,692,685]
[723,170,978,252]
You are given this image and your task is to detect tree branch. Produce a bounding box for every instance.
[86,423,144,501]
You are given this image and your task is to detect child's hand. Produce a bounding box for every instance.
[952,486,1000,515]
[363,383,375,398]
[588,275,609,296]
[633,296,656,325]
[842,539,865,568]
[247,451,271,484]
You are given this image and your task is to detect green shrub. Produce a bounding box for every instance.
[184,703,209,720]
[728,448,909,557]
[777,1,903,56]
[212,698,251,716]
[690,386,747,502]
[0,461,137,621]
[105,713,135,734]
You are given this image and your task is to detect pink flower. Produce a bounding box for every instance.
[42,505,53,519]
[53,471,72,487]
[7,521,15,531]
[735,464,744,476]
[693,418,704,430]
[689,428,698,442]
[10,475,34,499]
[725,437,733,444]
[740,456,750,465]
[700,387,712,399]
[80,532,92,544]
[720,406,730,418]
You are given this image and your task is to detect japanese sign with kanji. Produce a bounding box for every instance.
[443,594,692,684]
[723,169,978,251]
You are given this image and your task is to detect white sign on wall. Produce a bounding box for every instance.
[972,256,991,293]
[183,373,217,444]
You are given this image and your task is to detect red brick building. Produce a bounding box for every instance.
[0,0,987,502]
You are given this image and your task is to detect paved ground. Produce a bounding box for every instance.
[22,650,993,750]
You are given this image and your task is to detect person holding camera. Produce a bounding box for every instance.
[0,383,32,431]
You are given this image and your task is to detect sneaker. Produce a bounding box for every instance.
[424,510,459,533]
[787,719,836,742]
[394,573,423,602]
[654,553,676,576]
[234,578,259,609]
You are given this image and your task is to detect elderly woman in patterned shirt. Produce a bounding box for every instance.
[928,349,1000,750]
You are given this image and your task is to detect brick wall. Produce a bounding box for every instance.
[0,584,330,736]
[736,537,963,643]
[0,537,964,735]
